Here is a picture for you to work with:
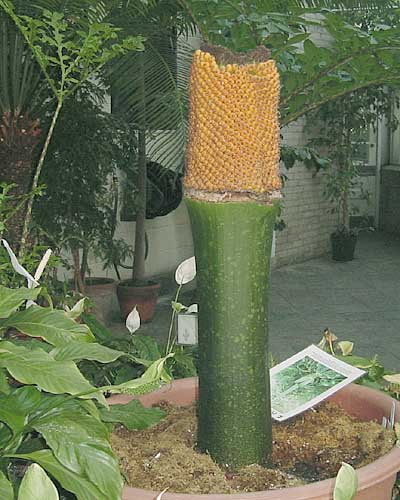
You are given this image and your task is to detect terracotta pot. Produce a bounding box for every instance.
[84,278,117,326]
[116,280,161,323]
[109,378,400,500]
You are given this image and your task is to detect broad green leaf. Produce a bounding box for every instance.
[131,335,161,361]
[0,471,13,500]
[109,354,174,395]
[0,368,10,394]
[0,387,42,434]
[8,338,53,352]
[100,399,165,430]
[0,286,41,319]
[336,355,374,369]
[333,462,358,500]
[51,341,125,363]
[0,342,105,404]
[0,423,12,449]
[28,393,101,424]
[10,450,106,500]
[1,306,95,346]
[33,413,122,500]
[107,353,174,395]
[81,313,113,343]
[18,463,59,500]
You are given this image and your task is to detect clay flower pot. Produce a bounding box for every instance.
[84,277,118,326]
[109,378,400,500]
[117,280,161,323]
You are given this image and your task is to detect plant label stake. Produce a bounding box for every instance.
[177,312,198,345]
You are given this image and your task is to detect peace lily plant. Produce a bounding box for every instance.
[0,240,172,500]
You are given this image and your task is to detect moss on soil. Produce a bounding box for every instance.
[111,400,395,494]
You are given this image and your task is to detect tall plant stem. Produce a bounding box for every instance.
[132,53,147,283]
[186,197,278,468]
[19,99,63,257]
[165,283,183,355]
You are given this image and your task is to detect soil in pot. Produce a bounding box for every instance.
[111,400,395,495]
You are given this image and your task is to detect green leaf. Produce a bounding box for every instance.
[0,471,13,500]
[171,301,186,313]
[18,463,59,500]
[0,423,12,449]
[51,341,125,363]
[0,286,41,319]
[10,449,106,500]
[109,354,174,395]
[81,313,113,343]
[336,355,374,369]
[0,342,105,404]
[0,306,95,346]
[33,413,123,500]
[0,386,42,434]
[131,335,161,362]
[0,368,10,394]
[334,462,358,500]
[99,399,165,430]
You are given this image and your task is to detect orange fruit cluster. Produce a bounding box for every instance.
[185,50,281,196]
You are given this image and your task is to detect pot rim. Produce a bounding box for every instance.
[117,279,161,290]
[111,377,400,500]
[85,277,116,286]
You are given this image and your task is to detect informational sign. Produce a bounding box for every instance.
[270,345,365,421]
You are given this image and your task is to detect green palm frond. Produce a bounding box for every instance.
[261,0,397,9]
[287,0,399,8]
[0,9,46,116]
[107,2,193,173]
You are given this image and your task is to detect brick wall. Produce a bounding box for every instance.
[273,119,336,267]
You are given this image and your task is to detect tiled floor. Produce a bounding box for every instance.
[268,232,400,369]
[112,231,400,371]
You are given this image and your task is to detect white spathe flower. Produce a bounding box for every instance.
[1,239,39,288]
[156,488,169,500]
[34,248,52,282]
[65,297,86,319]
[175,256,196,285]
[2,240,53,308]
[126,306,141,334]
[187,303,198,314]
[337,341,354,357]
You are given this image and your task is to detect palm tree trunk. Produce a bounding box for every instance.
[132,52,147,283]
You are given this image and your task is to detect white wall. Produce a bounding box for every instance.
[86,201,194,280]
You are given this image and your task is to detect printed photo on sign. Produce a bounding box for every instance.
[270,345,365,421]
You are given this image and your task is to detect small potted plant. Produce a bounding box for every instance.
[308,87,394,262]
[326,157,359,262]
[116,160,183,322]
